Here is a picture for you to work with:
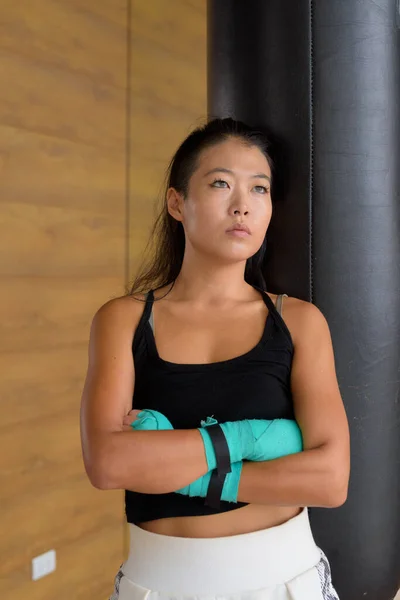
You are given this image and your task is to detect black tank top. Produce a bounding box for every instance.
[125,287,295,525]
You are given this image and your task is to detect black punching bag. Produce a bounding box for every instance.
[207,1,400,599]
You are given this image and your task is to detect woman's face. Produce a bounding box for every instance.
[168,137,273,264]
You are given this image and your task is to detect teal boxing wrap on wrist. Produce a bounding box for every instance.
[130,409,173,431]
[176,461,243,503]
[131,409,303,506]
[248,418,303,460]
[198,417,303,470]
[198,417,254,470]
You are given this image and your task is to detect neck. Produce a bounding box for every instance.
[171,252,255,305]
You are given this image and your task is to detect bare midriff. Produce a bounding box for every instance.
[138,504,302,538]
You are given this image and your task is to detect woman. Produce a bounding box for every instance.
[80,118,350,600]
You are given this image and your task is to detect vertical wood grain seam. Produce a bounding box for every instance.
[125,0,132,291]
[122,0,133,562]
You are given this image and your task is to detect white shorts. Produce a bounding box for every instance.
[110,508,339,600]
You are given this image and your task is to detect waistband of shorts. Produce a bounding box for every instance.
[122,507,322,595]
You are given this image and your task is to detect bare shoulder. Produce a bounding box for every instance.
[273,294,331,348]
[91,293,148,339]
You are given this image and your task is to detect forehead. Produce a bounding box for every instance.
[195,138,271,176]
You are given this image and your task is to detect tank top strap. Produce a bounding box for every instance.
[259,289,293,349]
[132,290,154,355]
[259,289,276,312]
[259,289,286,315]
[276,293,288,316]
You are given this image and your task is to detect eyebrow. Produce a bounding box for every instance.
[203,167,271,182]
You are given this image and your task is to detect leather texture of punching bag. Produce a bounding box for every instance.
[207,1,400,599]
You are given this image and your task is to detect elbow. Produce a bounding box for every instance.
[82,433,127,490]
[327,485,348,508]
[83,454,119,491]
[319,443,350,508]
[325,468,349,508]
[89,467,114,490]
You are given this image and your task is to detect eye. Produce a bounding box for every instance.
[254,185,270,194]
[211,178,229,188]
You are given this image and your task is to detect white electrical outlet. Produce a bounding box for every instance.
[32,549,56,581]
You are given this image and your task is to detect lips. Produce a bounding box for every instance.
[226,223,251,235]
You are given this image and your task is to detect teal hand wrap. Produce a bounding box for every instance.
[249,418,303,460]
[198,417,253,469]
[131,408,303,504]
[176,461,243,503]
[130,409,173,431]
[199,417,303,470]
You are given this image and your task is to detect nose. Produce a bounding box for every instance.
[233,208,249,216]
[229,195,249,217]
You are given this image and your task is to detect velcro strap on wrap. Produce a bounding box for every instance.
[203,424,231,509]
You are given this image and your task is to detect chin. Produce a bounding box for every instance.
[195,239,260,263]
[214,249,256,264]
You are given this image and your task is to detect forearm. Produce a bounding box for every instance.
[89,429,208,493]
[237,445,349,508]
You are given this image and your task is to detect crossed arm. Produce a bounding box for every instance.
[80,297,350,509]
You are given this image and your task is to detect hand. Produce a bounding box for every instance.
[124,408,174,431]
[122,409,142,431]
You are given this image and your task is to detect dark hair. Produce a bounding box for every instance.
[128,117,274,297]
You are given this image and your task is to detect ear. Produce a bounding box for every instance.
[166,187,184,222]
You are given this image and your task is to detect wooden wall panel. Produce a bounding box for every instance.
[129,0,207,275]
[0,0,126,88]
[0,2,126,599]
[0,0,207,597]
